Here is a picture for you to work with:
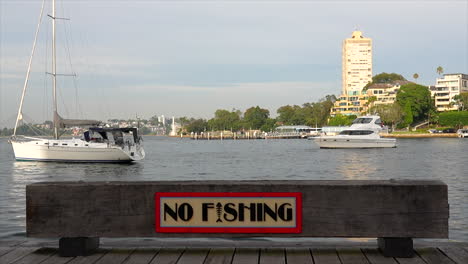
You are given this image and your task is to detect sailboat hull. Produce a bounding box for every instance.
[11,139,144,162]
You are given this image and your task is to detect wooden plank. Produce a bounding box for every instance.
[395,254,426,264]
[176,248,209,264]
[94,248,135,264]
[439,246,468,264]
[0,241,25,247]
[27,180,448,238]
[285,248,313,264]
[122,248,159,264]
[12,248,56,264]
[415,248,456,264]
[231,248,259,264]
[66,249,109,264]
[336,248,369,264]
[311,248,341,264]
[39,253,75,264]
[361,248,397,264]
[149,248,184,264]
[0,247,39,264]
[203,248,234,264]
[260,248,285,264]
[0,247,16,257]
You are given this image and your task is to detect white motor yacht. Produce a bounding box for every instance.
[312,115,396,149]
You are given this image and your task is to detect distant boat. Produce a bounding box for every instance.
[10,0,145,162]
[311,115,396,149]
[266,125,322,139]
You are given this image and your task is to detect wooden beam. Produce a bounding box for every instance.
[27,180,449,239]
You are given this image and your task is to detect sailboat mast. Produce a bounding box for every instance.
[13,0,46,136]
[52,0,58,139]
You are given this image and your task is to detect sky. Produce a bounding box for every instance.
[0,0,467,127]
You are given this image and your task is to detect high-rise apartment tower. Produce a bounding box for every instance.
[331,31,373,116]
[342,31,373,96]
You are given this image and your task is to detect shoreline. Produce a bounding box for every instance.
[381,133,458,138]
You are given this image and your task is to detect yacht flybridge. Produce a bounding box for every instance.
[312,115,396,149]
[10,0,145,162]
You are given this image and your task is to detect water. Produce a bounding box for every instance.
[0,136,467,241]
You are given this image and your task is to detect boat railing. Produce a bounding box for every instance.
[10,135,47,142]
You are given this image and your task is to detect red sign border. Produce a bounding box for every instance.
[155,192,302,233]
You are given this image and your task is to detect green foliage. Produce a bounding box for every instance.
[364,72,407,89]
[396,83,434,123]
[436,66,444,76]
[328,114,357,126]
[438,111,468,127]
[260,118,277,132]
[276,95,335,126]
[453,92,468,111]
[243,106,270,129]
[185,118,208,133]
[370,103,403,128]
[373,72,407,83]
[0,127,13,136]
[403,102,413,127]
[207,109,242,131]
[276,105,301,125]
[180,95,335,133]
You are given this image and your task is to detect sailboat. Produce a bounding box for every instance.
[10,0,145,162]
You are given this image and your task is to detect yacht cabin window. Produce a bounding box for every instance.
[339,130,374,135]
[352,118,373,124]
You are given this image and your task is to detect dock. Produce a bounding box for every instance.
[1,239,467,264]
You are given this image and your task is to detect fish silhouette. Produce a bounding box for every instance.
[216,202,222,223]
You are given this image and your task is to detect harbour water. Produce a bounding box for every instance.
[0,136,467,241]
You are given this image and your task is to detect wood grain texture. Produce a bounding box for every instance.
[176,248,209,264]
[122,248,159,264]
[285,248,313,264]
[149,248,184,264]
[0,247,39,264]
[0,247,16,258]
[26,180,449,238]
[259,248,285,264]
[438,246,468,264]
[94,248,134,264]
[361,248,398,264]
[337,248,370,264]
[9,247,55,264]
[66,249,108,264]
[231,248,259,264]
[203,248,234,264]
[311,248,341,264]
[415,248,456,264]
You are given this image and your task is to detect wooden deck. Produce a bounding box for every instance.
[1,240,467,264]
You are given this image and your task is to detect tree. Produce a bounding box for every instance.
[276,105,303,125]
[207,109,241,131]
[177,116,191,127]
[396,83,434,122]
[366,96,378,112]
[436,66,444,76]
[328,114,356,126]
[453,92,468,111]
[364,72,407,90]
[413,73,419,82]
[370,103,403,130]
[403,102,413,127]
[185,119,208,133]
[260,118,277,132]
[439,111,468,128]
[243,106,270,130]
